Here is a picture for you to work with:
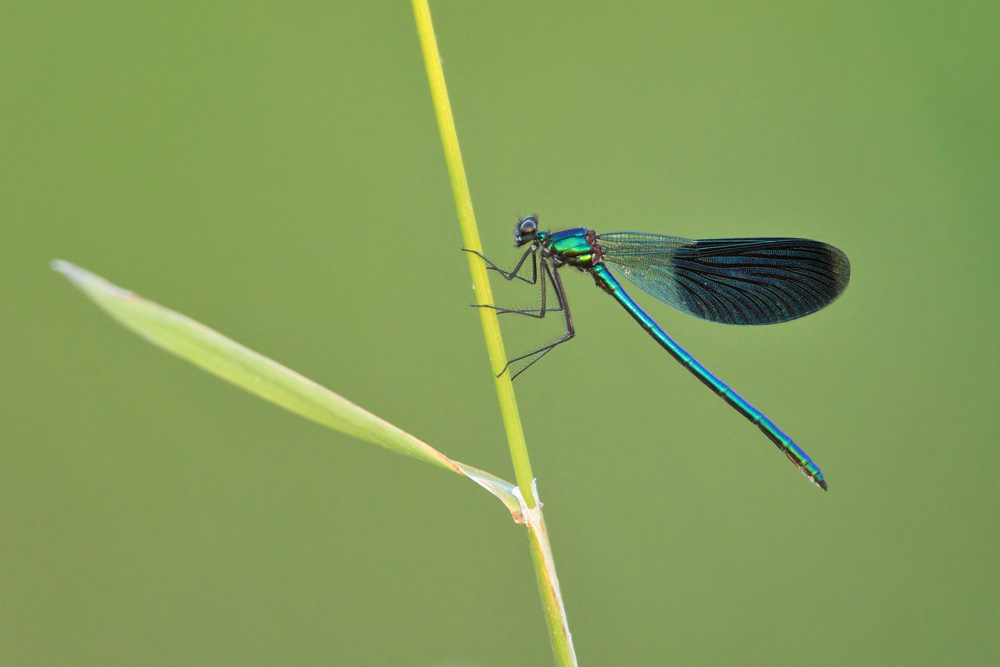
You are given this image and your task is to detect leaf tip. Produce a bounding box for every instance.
[51,258,76,277]
[51,260,134,299]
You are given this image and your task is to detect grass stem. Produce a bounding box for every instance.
[410,0,536,508]
[411,3,577,665]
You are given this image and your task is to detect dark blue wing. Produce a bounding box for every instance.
[596,233,850,325]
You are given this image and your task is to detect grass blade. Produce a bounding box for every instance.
[52,260,521,518]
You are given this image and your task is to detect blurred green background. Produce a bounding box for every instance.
[3,2,997,665]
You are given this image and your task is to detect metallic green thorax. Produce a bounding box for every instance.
[539,228,598,269]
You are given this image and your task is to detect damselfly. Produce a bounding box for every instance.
[466,216,850,490]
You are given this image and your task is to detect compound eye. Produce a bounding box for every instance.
[519,217,538,235]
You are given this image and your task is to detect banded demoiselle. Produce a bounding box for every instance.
[467,216,850,490]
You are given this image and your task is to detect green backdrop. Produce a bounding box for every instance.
[3,2,997,665]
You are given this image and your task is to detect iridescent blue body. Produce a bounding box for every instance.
[590,262,825,487]
[470,217,851,490]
